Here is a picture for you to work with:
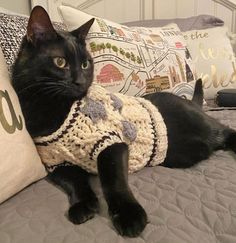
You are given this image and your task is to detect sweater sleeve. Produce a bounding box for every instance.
[89,130,124,161]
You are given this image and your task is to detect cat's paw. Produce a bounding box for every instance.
[110,202,148,237]
[68,198,99,224]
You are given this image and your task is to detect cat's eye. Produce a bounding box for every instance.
[81,60,90,70]
[53,57,68,69]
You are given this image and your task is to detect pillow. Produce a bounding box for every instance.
[58,5,197,98]
[0,7,28,17]
[123,15,224,31]
[0,48,46,204]
[183,26,236,99]
[0,12,66,72]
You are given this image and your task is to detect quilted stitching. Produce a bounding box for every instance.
[0,109,236,243]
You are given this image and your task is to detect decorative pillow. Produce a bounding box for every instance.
[0,12,66,72]
[183,27,236,99]
[0,48,46,204]
[58,5,197,98]
[0,7,28,16]
[123,15,224,32]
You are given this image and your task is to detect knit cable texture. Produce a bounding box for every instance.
[34,84,168,174]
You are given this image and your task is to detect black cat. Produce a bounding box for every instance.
[12,6,236,238]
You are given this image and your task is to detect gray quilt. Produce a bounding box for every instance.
[1,109,236,243]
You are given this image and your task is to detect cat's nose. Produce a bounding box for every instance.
[74,79,84,86]
[73,78,87,89]
[73,80,80,86]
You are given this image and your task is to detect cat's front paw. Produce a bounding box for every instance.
[68,198,99,224]
[110,202,148,237]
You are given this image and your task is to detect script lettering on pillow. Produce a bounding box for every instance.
[183,27,236,98]
[0,89,23,134]
[200,63,236,89]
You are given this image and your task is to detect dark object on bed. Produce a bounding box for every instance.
[216,89,236,107]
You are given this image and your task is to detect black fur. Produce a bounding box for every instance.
[48,165,99,224]
[192,79,204,107]
[225,131,236,153]
[11,6,236,238]
[97,143,147,237]
[144,89,232,168]
[12,7,94,137]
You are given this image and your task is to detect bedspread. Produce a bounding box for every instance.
[1,109,236,243]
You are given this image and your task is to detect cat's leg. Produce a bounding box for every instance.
[97,143,148,237]
[47,164,99,224]
[163,128,236,169]
[162,139,211,168]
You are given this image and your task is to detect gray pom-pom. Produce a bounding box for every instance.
[81,98,107,123]
[122,121,137,141]
[110,94,123,111]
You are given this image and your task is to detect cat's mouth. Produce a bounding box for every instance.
[63,83,89,100]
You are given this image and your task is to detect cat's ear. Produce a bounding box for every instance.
[27,6,57,44]
[71,18,95,40]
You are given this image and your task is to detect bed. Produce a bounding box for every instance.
[1,0,236,242]
[1,109,236,243]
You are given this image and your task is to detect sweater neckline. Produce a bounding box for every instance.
[34,100,81,145]
[34,84,102,144]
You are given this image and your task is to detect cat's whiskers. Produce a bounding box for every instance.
[16,75,63,93]
[42,86,66,97]
[28,83,68,100]
[18,83,49,94]
[18,81,67,95]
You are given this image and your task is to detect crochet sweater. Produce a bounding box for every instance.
[34,84,168,174]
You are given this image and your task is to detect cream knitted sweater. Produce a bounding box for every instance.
[34,84,168,174]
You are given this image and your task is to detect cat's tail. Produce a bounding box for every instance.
[192,79,204,107]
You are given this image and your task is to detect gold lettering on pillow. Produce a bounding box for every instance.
[0,90,23,134]
[201,62,236,89]
[183,31,208,41]
[230,62,236,82]
[198,43,233,61]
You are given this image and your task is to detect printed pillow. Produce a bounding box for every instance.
[58,5,197,98]
[0,12,66,72]
[0,48,46,204]
[183,27,236,99]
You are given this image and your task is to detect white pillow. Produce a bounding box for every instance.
[0,7,28,16]
[183,27,236,99]
[58,5,197,99]
[0,48,46,204]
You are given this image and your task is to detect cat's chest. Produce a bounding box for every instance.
[23,98,72,138]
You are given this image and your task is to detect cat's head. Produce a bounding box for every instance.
[12,6,94,101]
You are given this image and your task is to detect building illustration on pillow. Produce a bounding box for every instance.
[87,18,196,97]
[97,64,124,83]
[146,75,170,94]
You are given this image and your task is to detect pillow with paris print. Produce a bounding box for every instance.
[58,5,197,99]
